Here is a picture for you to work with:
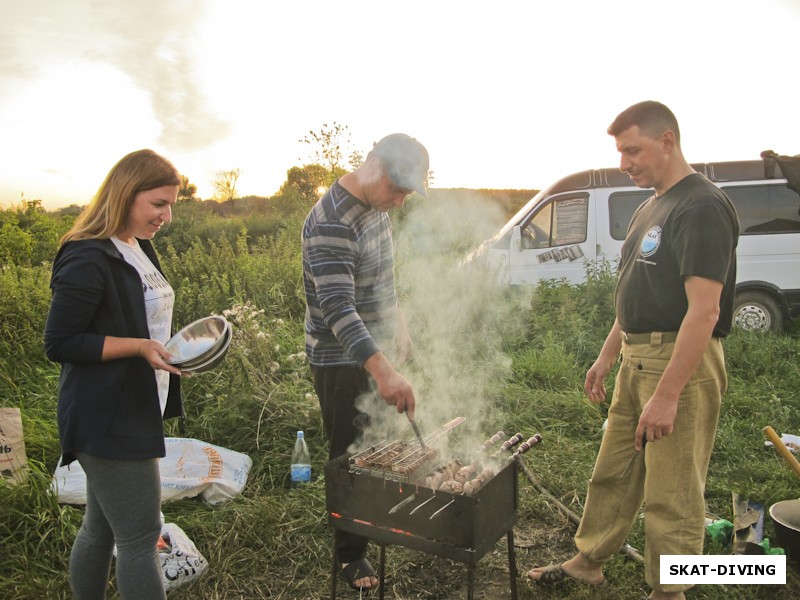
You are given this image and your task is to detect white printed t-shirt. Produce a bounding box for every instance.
[111,236,174,415]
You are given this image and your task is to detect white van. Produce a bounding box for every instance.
[467,154,800,333]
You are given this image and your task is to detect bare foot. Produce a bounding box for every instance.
[527,553,604,586]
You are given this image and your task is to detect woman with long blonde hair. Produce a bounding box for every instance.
[46,149,185,599]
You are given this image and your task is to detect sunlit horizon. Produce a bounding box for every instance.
[2,0,799,210]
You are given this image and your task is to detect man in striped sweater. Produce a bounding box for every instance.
[302,133,429,591]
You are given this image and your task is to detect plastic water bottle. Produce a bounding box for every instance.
[290,431,311,487]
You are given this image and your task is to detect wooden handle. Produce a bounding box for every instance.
[763,425,800,480]
[512,434,543,458]
[426,417,467,444]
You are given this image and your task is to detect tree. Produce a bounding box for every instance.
[348,149,364,170]
[178,175,198,202]
[212,169,241,202]
[299,122,360,172]
[56,205,84,217]
[280,164,332,201]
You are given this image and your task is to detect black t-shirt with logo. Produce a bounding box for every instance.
[616,173,739,338]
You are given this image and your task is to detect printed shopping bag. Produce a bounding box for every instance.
[0,407,28,484]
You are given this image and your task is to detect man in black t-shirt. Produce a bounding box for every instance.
[616,173,738,336]
[528,102,739,600]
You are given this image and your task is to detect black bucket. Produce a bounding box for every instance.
[769,499,800,568]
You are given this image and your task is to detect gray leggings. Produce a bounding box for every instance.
[71,453,166,600]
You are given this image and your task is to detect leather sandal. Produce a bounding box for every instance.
[339,557,378,591]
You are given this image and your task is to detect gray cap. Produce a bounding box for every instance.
[371,133,429,198]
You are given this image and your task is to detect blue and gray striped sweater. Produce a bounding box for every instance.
[302,181,398,367]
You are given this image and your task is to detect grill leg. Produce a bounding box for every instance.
[330,530,338,600]
[507,529,518,600]
[467,564,475,600]
[379,543,386,600]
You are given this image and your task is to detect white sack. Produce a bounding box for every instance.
[52,437,252,505]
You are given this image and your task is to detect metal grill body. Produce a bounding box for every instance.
[325,453,519,599]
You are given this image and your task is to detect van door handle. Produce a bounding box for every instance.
[596,244,602,256]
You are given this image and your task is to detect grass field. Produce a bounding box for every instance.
[1,195,799,599]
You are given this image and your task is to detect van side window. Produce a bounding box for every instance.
[520,194,588,249]
[608,191,652,241]
[721,183,800,235]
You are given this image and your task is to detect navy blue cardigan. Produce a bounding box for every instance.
[45,238,183,466]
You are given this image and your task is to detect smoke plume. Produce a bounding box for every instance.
[350,191,530,457]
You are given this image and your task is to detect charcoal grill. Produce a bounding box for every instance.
[325,447,520,599]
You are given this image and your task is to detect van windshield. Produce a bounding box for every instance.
[493,188,549,241]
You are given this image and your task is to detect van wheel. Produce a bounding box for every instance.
[733,291,783,333]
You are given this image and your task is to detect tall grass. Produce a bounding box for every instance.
[1,198,798,599]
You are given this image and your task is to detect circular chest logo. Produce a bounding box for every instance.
[640,226,661,257]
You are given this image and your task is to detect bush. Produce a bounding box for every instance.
[514,259,616,366]
[0,263,53,381]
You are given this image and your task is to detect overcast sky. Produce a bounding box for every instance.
[1,0,799,208]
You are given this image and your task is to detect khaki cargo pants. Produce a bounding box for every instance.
[574,333,726,593]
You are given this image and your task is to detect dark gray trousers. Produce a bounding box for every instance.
[71,453,166,600]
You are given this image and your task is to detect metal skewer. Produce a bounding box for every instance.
[508,434,543,460]
[480,431,505,452]
[492,432,523,458]
[619,435,647,479]
[409,419,426,449]
[388,493,417,514]
[409,494,437,515]
[429,498,456,520]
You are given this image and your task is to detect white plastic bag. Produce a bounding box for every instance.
[159,522,208,592]
[159,437,252,505]
[51,437,252,505]
[764,433,800,453]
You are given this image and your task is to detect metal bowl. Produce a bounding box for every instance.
[166,316,229,366]
[175,319,231,369]
[181,324,232,374]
